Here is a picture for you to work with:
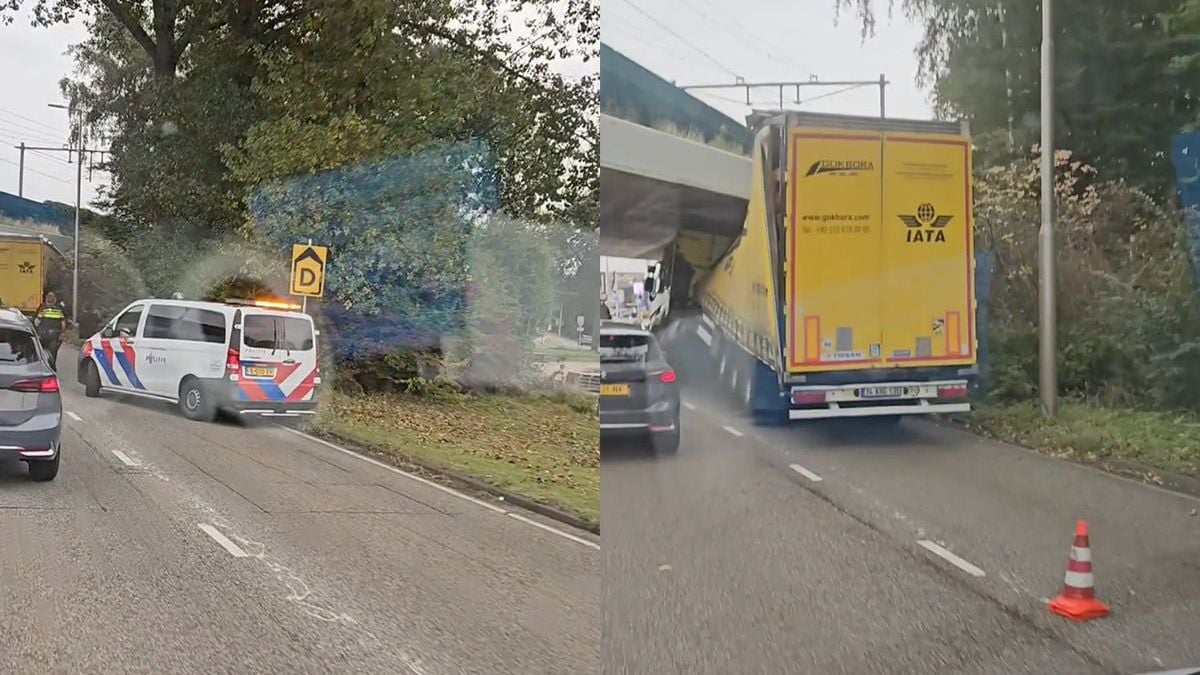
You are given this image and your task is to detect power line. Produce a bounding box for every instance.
[0,156,71,184]
[800,83,871,104]
[0,121,63,146]
[688,0,813,76]
[613,0,738,79]
[0,107,69,136]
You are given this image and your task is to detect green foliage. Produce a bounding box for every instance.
[16,0,599,399]
[977,151,1200,410]
[836,0,1200,197]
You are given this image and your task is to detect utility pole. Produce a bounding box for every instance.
[17,143,24,197]
[879,73,887,118]
[48,103,88,328]
[1039,0,1057,417]
[1000,4,1015,150]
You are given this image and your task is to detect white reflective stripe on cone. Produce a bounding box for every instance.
[1063,570,1095,588]
[1070,546,1092,562]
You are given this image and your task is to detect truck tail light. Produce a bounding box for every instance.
[10,376,59,393]
[792,391,826,405]
[938,383,969,399]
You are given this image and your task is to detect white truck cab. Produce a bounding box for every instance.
[77,297,321,421]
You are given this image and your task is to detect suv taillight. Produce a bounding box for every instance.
[226,347,241,377]
[10,376,59,393]
[660,370,677,383]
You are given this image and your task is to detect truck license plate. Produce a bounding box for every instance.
[600,383,630,396]
[858,386,904,399]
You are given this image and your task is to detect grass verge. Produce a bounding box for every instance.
[316,389,599,526]
[949,400,1200,479]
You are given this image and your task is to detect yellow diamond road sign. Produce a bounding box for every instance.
[290,244,328,297]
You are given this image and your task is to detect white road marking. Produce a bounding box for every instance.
[722,425,744,437]
[65,410,82,422]
[682,401,697,411]
[198,523,249,558]
[280,427,600,551]
[506,512,601,550]
[111,450,139,466]
[917,540,986,577]
[788,463,823,482]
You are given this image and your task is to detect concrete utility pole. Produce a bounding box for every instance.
[1039,0,1058,417]
[48,103,85,328]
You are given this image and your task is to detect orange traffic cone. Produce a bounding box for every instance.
[1048,520,1110,621]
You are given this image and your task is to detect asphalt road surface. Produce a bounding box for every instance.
[0,350,599,674]
[602,380,1200,674]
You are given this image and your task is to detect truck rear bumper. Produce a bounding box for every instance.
[788,379,971,420]
[789,402,970,420]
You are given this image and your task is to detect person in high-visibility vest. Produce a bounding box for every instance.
[34,291,68,371]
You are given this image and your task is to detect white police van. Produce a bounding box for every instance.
[77,297,320,421]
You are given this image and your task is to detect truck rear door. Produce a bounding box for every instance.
[785,128,884,373]
[0,239,44,312]
[879,132,975,367]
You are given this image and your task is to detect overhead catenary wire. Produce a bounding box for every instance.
[0,156,71,183]
[688,0,813,76]
[613,0,739,79]
[0,106,70,136]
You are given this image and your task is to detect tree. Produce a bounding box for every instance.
[834,0,1200,195]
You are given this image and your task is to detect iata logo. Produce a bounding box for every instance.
[898,203,953,243]
[17,261,34,274]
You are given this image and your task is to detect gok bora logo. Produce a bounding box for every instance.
[898,203,953,243]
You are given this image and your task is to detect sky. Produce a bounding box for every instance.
[0,9,99,208]
[0,2,593,212]
[602,0,932,123]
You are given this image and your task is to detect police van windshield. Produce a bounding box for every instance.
[243,314,314,351]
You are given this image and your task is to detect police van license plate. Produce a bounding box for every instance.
[857,386,906,399]
[244,365,276,378]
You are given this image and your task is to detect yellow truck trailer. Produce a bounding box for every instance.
[0,233,66,316]
[663,111,976,421]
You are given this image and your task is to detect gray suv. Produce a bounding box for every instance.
[0,308,62,481]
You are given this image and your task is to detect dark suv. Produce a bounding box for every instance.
[599,322,680,454]
[0,308,62,481]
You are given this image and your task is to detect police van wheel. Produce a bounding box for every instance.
[179,378,216,422]
[84,362,101,398]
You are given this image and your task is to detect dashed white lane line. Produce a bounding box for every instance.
[65,410,82,422]
[682,401,697,411]
[279,427,600,551]
[722,425,744,437]
[198,523,250,558]
[111,450,139,467]
[917,540,986,577]
[788,463,823,482]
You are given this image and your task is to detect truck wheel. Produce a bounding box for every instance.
[179,378,217,422]
[84,362,101,398]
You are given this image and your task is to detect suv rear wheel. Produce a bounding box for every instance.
[28,454,59,482]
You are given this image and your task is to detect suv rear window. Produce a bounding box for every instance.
[0,327,39,365]
[243,315,314,351]
[600,332,662,363]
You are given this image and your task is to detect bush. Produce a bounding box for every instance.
[978,149,1200,410]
